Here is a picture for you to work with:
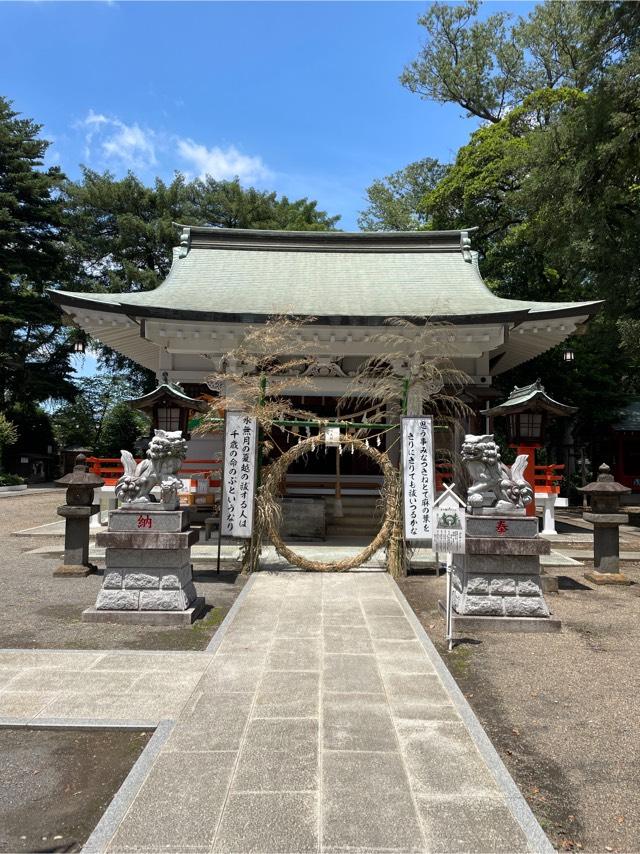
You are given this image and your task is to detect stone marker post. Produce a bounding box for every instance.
[82,430,204,625]
[579,463,631,585]
[446,435,560,633]
[54,454,104,577]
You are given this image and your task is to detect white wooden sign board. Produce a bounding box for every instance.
[433,488,466,554]
[401,416,435,541]
[324,427,340,447]
[221,412,258,538]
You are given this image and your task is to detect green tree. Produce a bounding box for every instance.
[96,401,149,457]
[51,374,147,452]
[400,1,638,123]
[61,170,340,382]
[0,97,76,409]
[0,411,17,473]
[358,158,449,231]
[392,1,640,450]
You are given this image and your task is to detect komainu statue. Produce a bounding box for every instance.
[461,434,533,513]
[115,429,188,509]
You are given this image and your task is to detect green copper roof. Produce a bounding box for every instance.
[50,226,602,325]
[482,380,577,417]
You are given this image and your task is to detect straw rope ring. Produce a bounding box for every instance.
[259,434,399,572]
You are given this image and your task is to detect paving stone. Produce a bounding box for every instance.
[396,720,501,797]
[109,751,236,852]
[233,717,318,791]
[366,615,417,640]
[323,653,384,694]
[199,656,264,694]
[212,791,318,853]
[359,596,405,617]
[89,651,209,672]
[323,692,397,751]
[0,670,20,689]
[253,670,319,718]
[323,625,373,654]
[40,689,189,721]
[0,651,104,671]
[166,692,254,752]
[322,605,366,627]
[417,795,529,853]
[275,616,322,638]
[266,637,321,671]
[0,691,55,718]
[7,668,139,693]
[128,670,202,695]
[372,639,435,674]
[382,672,451,704]
[216,630,273,655]
[322,750,424,852]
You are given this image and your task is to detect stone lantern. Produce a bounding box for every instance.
[54,454,104,577]
[579,463,631,584]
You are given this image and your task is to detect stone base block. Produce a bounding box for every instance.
[82,597,206,626]
[466,515,539,539]
[540,573,559,594]
[108,508,190,532]
[53,564,96,577]
[452,542,553,621]
[439,601,561,634]
[584,570,631,586]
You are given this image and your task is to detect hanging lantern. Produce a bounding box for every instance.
[563,347,575,364]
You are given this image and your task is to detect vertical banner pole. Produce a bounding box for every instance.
[446,552,453,651]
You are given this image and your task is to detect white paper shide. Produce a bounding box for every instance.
[402,416,435,540]
[222,412,258,538]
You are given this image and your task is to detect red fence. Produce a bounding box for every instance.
[86,457,222,487]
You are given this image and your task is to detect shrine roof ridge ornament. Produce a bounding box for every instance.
[173,224,480,255]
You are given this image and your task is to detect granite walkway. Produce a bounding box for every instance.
[0,572,552,853]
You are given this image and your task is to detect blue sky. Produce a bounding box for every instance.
[1,1,533,231]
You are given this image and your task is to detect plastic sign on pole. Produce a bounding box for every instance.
[433,484,467,554]
[401,416,435,541]
[221,412,258,538]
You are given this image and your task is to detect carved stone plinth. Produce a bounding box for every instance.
[82,508,204,625]
[449,514,561,633]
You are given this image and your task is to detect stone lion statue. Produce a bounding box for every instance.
[460,434,533,513]
[115,429,188,508]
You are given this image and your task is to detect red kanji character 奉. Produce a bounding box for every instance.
[496,519,508,535]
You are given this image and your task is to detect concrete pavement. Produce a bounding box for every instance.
[0,572,552,853]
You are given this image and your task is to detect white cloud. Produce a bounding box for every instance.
[177,138,271,183]
[79,110,156,170]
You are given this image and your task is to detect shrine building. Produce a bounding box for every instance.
[50,226,601,491]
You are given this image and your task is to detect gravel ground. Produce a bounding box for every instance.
[399,565,640,853]
[0,727,151,853]
[1,491,245,650]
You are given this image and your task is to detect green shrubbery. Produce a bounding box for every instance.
[0,473,25,487]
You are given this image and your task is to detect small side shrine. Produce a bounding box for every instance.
[128,383,208,439]
[483,380,576,532]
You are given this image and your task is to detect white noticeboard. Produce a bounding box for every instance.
[433,490,466,554]
[221,412,258,538]
[401,416,435,541]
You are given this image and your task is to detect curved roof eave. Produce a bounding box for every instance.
[49,289,603,328]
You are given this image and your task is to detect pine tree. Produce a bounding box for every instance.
[0,96,75,409]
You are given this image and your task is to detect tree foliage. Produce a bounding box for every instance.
[400,0,639,123]
[358,158,449,231]
[0,96,77,409]
[390,1,640,448]
[51,374,149,455]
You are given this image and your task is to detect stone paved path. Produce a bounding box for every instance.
[0,572,551,853]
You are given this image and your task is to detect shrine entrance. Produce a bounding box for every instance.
[260,433,401,572]
[266,397,389,545]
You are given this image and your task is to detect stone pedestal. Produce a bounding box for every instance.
[82,508,204,625]
[448,514,560,633]
[54,505,97,577]
[583,512,631,584]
